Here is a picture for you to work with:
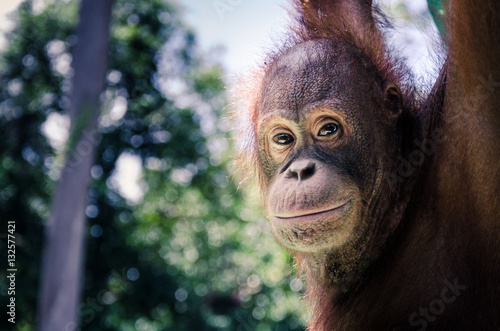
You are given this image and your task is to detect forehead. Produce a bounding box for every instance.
[257,39,371,122]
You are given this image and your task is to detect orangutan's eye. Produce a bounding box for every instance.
[273,133,294,145]
[318,123,339,137]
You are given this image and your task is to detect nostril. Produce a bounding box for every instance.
[301,164,315,180]
[286,169,299,179]
[288,160,316,181]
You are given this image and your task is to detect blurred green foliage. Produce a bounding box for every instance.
[427,0,447,41]
[0,0,306,330]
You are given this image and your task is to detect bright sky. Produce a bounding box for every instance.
[0,0,288,74]
[0,1,22,49]
[183,0,287,74]
[184,0,440,76]
[0,1,22,14]
[1,0,439,76]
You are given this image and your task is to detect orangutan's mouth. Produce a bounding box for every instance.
[273,200,352,224]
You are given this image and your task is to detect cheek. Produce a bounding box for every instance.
[258,136,282,181]
[314,144,373,190]
[307,114,378,190]
[259,152,280,185]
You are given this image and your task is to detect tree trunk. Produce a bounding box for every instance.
[37,0,114,330]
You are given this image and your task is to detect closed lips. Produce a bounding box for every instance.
[273,200,351,223]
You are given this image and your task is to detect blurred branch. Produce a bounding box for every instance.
[37,0,114,330]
